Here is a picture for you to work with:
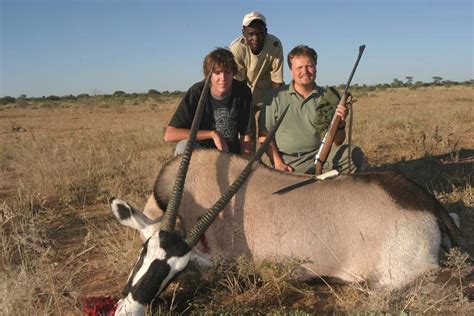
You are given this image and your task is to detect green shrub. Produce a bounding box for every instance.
[113,91,126,97]
[46,95,60,101]
[147,89,160,95]
[0,96,16,105]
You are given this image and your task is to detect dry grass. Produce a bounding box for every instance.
[351,86,473,164]
[0,86,473,314]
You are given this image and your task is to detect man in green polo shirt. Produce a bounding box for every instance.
[258,45,364,174]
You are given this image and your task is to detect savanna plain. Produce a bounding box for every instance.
[1,85,473,314]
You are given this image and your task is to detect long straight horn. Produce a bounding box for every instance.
[185,104,290,247]
[161,65,214,233]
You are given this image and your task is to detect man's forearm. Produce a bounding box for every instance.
[259,135,283,166]
[269,141,284,166]
[164,126,216,142]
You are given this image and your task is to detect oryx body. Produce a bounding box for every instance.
[132,149,448,289]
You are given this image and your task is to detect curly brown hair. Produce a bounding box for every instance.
[203,48,238,77]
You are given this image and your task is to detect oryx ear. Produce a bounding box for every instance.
[110,198,157,231]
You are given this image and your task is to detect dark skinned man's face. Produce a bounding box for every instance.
[242,24,267,55]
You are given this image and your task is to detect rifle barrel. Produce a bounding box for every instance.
[314,45,366,175]
[342,45,366,96]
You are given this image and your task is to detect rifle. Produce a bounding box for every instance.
[314,45,366,175]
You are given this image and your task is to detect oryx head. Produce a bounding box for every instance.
[111,67,289,315]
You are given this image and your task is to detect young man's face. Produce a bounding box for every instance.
[290,55,317,87]
[210,65,234,97]
[242,24,267,54]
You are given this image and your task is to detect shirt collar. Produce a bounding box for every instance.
[289,81,320,99]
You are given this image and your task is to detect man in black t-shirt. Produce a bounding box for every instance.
[164,48,253,156]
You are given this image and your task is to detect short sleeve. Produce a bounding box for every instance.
[229,38,247,82]
[260,92,278,135]
[270,40,284,84]
[168,86,200,128]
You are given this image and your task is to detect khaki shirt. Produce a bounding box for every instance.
[229,34,284,108]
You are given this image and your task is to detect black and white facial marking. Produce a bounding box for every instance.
[115,230,192,315]
[111,198,156,231]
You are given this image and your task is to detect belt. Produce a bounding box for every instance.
[280,151,312,158]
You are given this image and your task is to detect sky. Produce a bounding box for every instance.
[1,0,473,97]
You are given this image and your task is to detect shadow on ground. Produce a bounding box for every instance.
[368,148,473,193]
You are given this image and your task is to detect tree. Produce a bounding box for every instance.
[432,76,443,85]
[391,78,403,87]
[113,90,126,97]
[147,89,160,95]
[405,76,413,86]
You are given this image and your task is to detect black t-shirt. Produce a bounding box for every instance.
[211,95,238,142]
[168,79,253,154]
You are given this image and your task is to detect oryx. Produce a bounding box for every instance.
[111,148,466,314]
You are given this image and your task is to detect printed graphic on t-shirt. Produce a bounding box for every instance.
[214,107,236,141]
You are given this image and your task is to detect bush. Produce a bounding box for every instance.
[113,91,126,97]
[147,89,161,95]
[46,95,60,101]
[0,96,16,105]
[64,95,77,101]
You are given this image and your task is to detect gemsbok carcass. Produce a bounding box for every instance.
[111,147,467,314]
[113,154,468,310]
[109,70,466,315]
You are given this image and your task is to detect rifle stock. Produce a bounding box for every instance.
[315,45,365,175]
[315,94,348,175]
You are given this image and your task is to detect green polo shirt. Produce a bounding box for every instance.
[260,82,340,155]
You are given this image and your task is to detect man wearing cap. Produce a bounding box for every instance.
[229,11,284,151]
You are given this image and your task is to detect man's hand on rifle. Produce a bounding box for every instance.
[333,102,348,146]
[335,103,348,121]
